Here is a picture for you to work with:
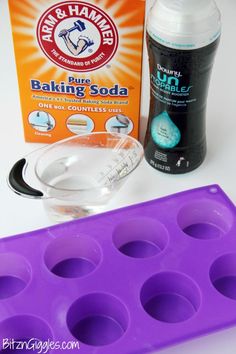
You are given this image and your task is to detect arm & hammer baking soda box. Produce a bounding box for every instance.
[8,0,146,143]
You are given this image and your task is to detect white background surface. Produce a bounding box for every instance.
[0,0,236,353]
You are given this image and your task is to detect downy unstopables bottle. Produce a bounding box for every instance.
[144,0,221,174]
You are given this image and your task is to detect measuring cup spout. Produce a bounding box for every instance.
[8,158,44,199]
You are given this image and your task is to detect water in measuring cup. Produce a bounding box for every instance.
[43,178,112,221]
[42,148,138,222]
[43,172,112,222]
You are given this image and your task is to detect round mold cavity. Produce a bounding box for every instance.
[140,272,201,323]
[113,218,169,259]
[210,254,236,300]
[44,235,101,279]
[177,200,233,240]
[0,315,53,353]
[67,293,129,346]
[0,253,31,300]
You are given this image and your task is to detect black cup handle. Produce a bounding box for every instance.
[8,159,44,198]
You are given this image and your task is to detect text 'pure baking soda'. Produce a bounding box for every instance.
[8,0,146,142]
[145,0,221,174]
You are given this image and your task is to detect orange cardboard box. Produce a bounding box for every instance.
[8,0,146,143]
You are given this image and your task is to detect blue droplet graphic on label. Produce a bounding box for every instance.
[151,111,181,149]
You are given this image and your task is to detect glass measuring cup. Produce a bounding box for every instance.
[8,132,143,222]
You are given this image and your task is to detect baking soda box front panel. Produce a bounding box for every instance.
[8,0,146,143]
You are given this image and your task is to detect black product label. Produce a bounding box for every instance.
[145,36,219,174]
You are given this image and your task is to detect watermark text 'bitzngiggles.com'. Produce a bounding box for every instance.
[2,338,80,353]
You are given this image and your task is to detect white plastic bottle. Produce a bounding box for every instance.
[144,0,221,174]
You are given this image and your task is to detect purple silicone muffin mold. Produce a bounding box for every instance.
[0,185,236,353]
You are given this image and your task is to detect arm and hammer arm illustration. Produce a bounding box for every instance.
[59,20,94,56]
